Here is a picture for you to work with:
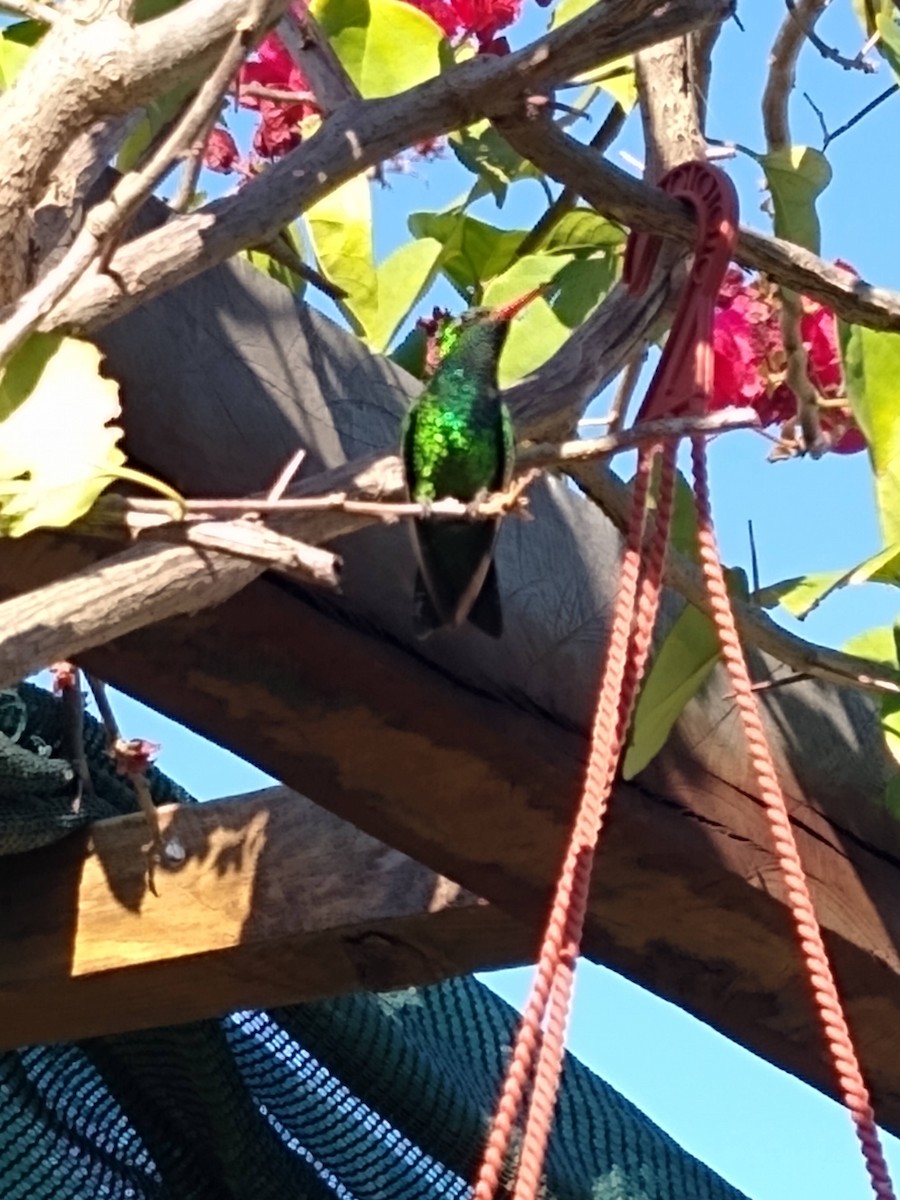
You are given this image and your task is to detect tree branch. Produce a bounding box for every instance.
[0,0,274,366]
[498,116,900,331]
[763,0,828,146]
[3,400,896,701]
[34,0,731,335]
[0,0,288,302]
[763,0,827,455]
[0,525,338,692]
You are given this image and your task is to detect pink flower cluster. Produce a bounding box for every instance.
[415,0,520,53]
[711,267,865,454]
[202,0,525,176]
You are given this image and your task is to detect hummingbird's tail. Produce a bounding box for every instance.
[412,559,503,640]
[465,559,503,638]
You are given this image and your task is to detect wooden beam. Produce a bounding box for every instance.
[75,576,900,1135]
[3,248,900,1132]
[0,786,532,1047]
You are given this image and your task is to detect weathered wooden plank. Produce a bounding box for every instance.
[78,573,900,1136]
[0,786,531,1047]
[2,248,899,1132]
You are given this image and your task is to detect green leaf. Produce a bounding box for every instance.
[408,210,525,300]
[842,625,898,665]
[756,543,900,620]
[0,25,34,88]
[0,336,130,536]
[483,253,616,388]
[368,237,443,353]
[117,81,194,173]
[758,146,831,254]
[448,121,543,207]
[622,604,720,779]
[1,18,45,45]
[549,0,636,109]
[132,0,189,20]
[853,0,900,82]
[623,570,747,779]
[548,0,635,109]
[306,174,377,336]
[536,208,626,255]
[390,326,428,379]
[310,0,444,98]
[755,571,847,618]
[839,322,900,543]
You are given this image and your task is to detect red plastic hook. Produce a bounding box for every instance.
[624,161,739,422]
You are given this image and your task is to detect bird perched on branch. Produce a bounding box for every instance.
[401,287,544,639]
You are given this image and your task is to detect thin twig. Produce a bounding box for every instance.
[84,672,179,875]
[763,0,826,454]
[86,672,119,741]
[803,91,830,147]
[607,349,647,434]
[246,233,349,300]
[751,671,813,692]
[763,0,828,148]
[514,102,627,260]
[0,0,60,24]
[152,518,341,584]
[171,125,218,214]
[748,520,760,594]
[819,83,899,148]
[785,0,876,72]
[77,501,341,585]
[51,662,92,806]
[781,288,827,455]
[267,447,307,501]
[77,409,761,535]
[277,7,361,115]
[238,83,319,105]
[0,0,273,367]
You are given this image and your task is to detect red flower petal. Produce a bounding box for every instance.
[203,126,240,174]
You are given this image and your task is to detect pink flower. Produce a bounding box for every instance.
[712,305,761,407]
[404,0,521,44]
[411,0,458,34]
[451,0,520,39]
[237,31,317,160]
[709,267,865,454]
[252,100,307,157]
[203,126,240,174]
[801,301,842,396]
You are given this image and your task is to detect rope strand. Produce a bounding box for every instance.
[690,437,895,1200]
[472,158,894,1200]
[472,447,659,1200]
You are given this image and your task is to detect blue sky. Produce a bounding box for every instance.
[91,3,900,1197]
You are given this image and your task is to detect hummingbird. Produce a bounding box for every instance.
[401,287,543,639]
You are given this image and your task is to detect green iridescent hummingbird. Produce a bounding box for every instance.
[401,288,543,639]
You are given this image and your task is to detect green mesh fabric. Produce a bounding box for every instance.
[0,683,749,1200]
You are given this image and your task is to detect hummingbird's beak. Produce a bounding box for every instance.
[491,283,551,322]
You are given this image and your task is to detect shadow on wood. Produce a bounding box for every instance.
[0,786,530,1047]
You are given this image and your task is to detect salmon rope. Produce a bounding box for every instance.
[472,160,894,1200]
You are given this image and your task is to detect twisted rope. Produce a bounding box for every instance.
[472,159,894,1200]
